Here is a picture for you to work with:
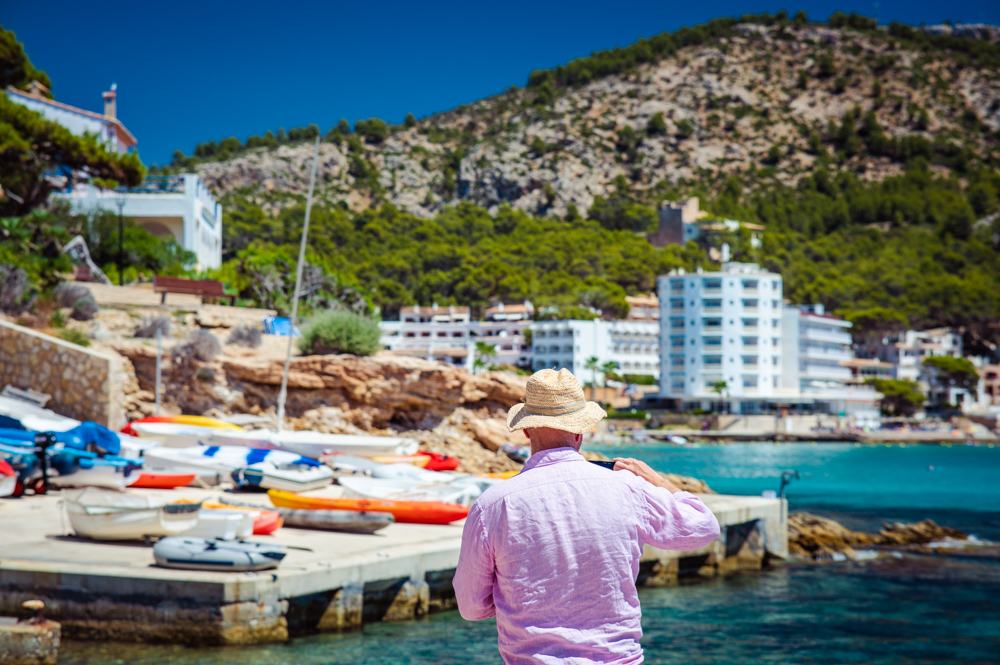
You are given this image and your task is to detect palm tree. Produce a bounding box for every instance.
[600,361,619,387]
[473,341,497,374]
[584,356,600,388]
[712,380,728,414]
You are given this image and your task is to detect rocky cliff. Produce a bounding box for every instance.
[192,21,1000,219]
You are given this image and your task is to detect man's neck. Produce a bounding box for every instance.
[529,441,581,456]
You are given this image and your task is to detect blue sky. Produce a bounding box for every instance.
[5,0,998,166]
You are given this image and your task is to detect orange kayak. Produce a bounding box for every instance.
[370,452,460,472]
[130,472,197,489]
[267,489,469,525]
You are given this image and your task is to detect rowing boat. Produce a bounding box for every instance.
[130,471,197,489]
[122,416,241,438]
[267,489,469,525]
[208,429,419,459]
[231,461,334,492]
[63,488,202,540]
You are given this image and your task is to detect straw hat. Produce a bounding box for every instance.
[506,368,607,434]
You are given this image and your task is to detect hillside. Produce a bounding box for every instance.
[177,14,1000,219]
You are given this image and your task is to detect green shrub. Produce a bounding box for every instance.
[58,327,90,347]
[647,112,667,135]
[622,374,656,385]
[607,408,648,420]
[298,310,382,356]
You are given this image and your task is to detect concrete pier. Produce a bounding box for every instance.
[0,487,786,646]
[0,617,60,665]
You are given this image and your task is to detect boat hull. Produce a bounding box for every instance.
[65,502,201,540]
[267,489,469,525]
[130,472,197,489]
[209,430,419,459]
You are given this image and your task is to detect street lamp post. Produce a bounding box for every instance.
[113,187,128,286]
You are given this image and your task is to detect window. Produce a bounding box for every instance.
[772,300,779,309]
[420,331,431,337]
[704,336,723,347]
[742,375,758,388]
[742,336,758,346]
[703,299,722,309]
[772,319,780,328]
[742,279,758,290]
[704,279,722,290]
[703,355,723,367]
[742,318,758,328]
[537,331,546,338]
[742,355,759,366]
[742,299,758,309]
[671,337,684,348]
[437,332,447,337]
[703,318,723,328]
[670,298,684,309]
[404,332,415,338]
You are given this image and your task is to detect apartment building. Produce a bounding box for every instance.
[378,305,473,369]
[530,319,660,383]
[657,262,782,412]
[625,295,659,322]
[781,304,880,419]
[472,302,533,368]
[872,328,963,382]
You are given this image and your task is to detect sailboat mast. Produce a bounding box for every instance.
[276,135,321,433]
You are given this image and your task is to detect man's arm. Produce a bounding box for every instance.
[452,505,497,620]
[614,457,720,551]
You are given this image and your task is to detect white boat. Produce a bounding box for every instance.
[129,422,228,448]
[141,445,320,477]
[217,496,394,534]
[153,537,286,571]
[338,476,483,506]
[231,462,334,492]
[63,488,201,540]
[181,510,253,540]
[207,429,419,459]
[50,458,141,490]
[322,454,454,483]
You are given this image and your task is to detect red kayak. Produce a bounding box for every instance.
[130,472,197,489]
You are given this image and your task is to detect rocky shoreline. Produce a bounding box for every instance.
[788,512,975,561]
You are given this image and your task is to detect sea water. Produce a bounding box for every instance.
[58,443,1000,665]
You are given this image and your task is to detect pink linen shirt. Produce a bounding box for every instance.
[453,447,720,664]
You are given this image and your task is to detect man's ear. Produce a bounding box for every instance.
[523,429,531,439]
[575,433,582,444]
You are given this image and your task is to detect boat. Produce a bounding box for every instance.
[268,489,470,525]
[48,449,144,489]
[49,456,141,489]
[129,422,238,448]
[153,537,286,572]
[217,496,391,534]
[130,471,198,489]
[338,476,482,506]
[121,415,241,437]
[207,429,419,459]
[141,445,320,478]
[370,452,460,471]
[202,501,283,535]
[181,509,253,540]
[320,454,454,483]
[63,488,202,540]
[0,459,15,497]
[231,462,334,492]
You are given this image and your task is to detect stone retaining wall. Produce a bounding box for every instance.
[0,319,125,429]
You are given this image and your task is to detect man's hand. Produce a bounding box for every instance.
[613,457,681,494]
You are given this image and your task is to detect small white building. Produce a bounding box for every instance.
[874,328,963,382]
[530,319,660,383]
[379,305,474,369]
[657,262,783,412]
[7,83,223,270]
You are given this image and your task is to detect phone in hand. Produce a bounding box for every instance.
[589,460,616,470]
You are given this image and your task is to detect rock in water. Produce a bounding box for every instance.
[876,520,967,545]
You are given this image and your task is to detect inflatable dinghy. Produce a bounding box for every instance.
[153,537,286,571]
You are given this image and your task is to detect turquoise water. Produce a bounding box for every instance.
[58,443,1000,665]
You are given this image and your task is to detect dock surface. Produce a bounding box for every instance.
[0,486,785,645]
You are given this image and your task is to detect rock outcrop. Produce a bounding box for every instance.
[788,512,969,560]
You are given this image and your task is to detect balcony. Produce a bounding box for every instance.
[703,364,722,371]
[804,347,853,361]
[804,328,854,345]
[803,365,853,381]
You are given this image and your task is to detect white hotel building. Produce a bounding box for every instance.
[657,262,783,412]
[530,319,661,382]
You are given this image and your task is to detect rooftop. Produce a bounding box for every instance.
[7,85,138,148]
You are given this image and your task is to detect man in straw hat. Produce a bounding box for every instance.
[454,368,720,663]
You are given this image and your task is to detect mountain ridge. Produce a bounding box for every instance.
[170,14,999,222]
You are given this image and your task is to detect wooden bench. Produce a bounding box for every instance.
[153,276,236,305]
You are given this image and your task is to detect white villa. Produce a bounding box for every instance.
[6,83,222,270]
